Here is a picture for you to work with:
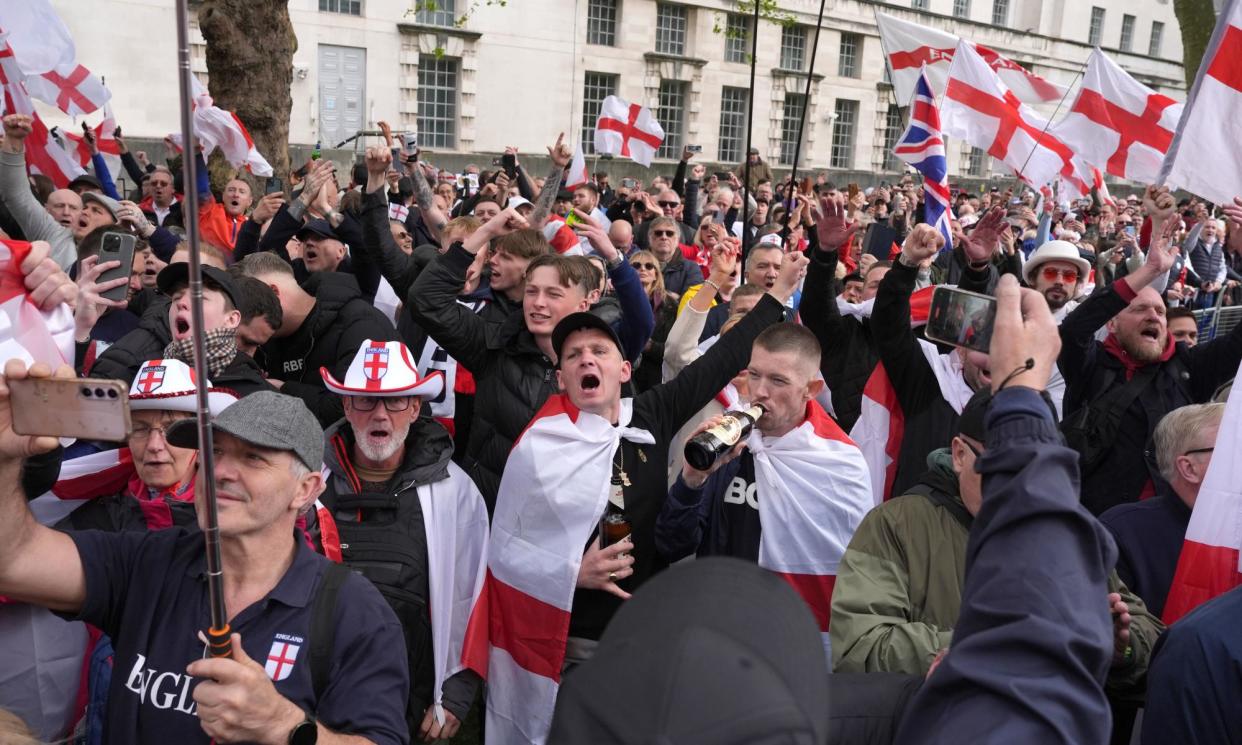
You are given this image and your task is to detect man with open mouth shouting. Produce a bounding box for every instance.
[476,246,806,745]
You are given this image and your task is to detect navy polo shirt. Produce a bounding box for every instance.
[63,527,409,745]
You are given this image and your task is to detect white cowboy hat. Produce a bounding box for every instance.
[320,339,444,399]
[1023,240,1092,286]
[129,358,238,417]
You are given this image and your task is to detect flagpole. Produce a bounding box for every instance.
[781,0,828,243]
[1010,54,1089,190]
[175,0,230,659]
[741,0,760,254]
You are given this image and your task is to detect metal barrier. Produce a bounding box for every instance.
[1193,302,1242,342]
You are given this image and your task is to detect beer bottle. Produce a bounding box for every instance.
[599,474,629,548]
[684,403,766,471]
[311,140,322,161]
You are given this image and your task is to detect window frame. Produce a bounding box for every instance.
[586,0,618,47]
[416,54,459,149]
[830,99,859,170]
[780,25,807,72]
[655,3,688,56]
[718,86,749,163]
[581,72,619,155]
[655,79,688,159]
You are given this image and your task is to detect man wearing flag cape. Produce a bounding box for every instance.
[476,244,807,745]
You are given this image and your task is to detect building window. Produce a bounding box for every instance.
[655,80,687,159]
[718,86,748,163]
[991,0,1009,26]
[581,72,618,155]
[414,0,454,26]
[724,13,750,63]
[839,32,860,78]
[780,25,807,71]
[779,93,806,165]
[881,103,904,172]
[1088,7,1105,46]
[1149,21,1164,57]
[830,99,858,170]
[953,0,971,19]
[655,3,687,56]
[586,0,618,46]
[912,0,929,8]
[1120,14,1135,52]
[966,146,987,177]
[417,55,457,149]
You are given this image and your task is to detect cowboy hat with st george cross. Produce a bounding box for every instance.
[320,340,444,398]
[130,358,238,416]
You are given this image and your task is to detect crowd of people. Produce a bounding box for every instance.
[0,108,1239,745]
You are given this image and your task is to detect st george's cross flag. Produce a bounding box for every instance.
[893,66,954,252]
[25,61,110,117]
[1160,0,1242,206]
[1051,49,1182,185]
[594,95,665,168]
[0,34,86,188]
[875,12,1066,105]
[188,77,274,177]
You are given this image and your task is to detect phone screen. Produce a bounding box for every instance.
[925,286,997,354]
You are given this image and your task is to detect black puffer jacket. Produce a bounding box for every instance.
[260,272,399,426]
[801,246,877,431]
[410,244,559,510]
[90,296,172,384]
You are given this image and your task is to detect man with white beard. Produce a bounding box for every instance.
[312,339,489,742]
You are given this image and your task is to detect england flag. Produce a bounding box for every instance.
[893,66,953,252]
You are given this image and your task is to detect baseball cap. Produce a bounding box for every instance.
[296,218,340,242]
[69,173,105,193]
[167,391,324,470]
[81,191,121,220]
[548,558,830,744]
[957,389,993,442]
[157,263,240,309]
[508,196,533,211]
[756,233,783,250]
[552,312,624,364]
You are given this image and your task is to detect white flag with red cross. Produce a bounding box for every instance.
[941,42,1090,195]
[1051,49,1182,185]
[594,95,665,168]
[566,141,589,188]
[188,77,275,177]
[0,34,85,188]
[1160,0,1242,206]
[25,61,110,117]
[875,12,1066,106]
[265,638,301,682]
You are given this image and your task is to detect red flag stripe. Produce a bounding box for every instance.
[1070,88,1177,178]
[776,572,837,631]
[1161,539,1242,624]
[1206,25,1242,92]
[596,103,663,155]
[485,570,570,682]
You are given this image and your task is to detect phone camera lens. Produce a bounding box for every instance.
[94,388,105,398]
[82,387,93,397]
[107,389,118,399]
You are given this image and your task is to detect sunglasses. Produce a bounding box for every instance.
[652,230,677,238]
[631,261,658,270]
[1041,267,1079,283]
[657,201,680,208]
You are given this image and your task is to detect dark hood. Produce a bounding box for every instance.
[324,414,454,489]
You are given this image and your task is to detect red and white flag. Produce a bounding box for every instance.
[61,103,122,168]
[189,78,274,177]
[875,12,1066,105]
[1161,357,1242,624]
[478,394,655,745]
[1051,49,1182,185]
[0,36,85,188]
[1160,0,1242,206]
[749,401,873,656]
[0,239,74,367]
[594,95,665,168]
[565,141,589,189]
[942,42,1089,194]
[25,62,110,117]
[0,0,76,75]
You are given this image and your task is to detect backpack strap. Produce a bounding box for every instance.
[907,482,973,532]
[309,562,351,700]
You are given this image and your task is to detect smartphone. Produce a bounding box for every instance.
[502,152,517,180]
[1123,225,1136,237]
[714,171,732,182]
[622,178,637,189]
[925,286,997,354]
[687,144,702,153]
[97,232,136,303]
[862,222,897,260]
[401,132,418,154]
[265,176,284,195]
[10,377,131,442]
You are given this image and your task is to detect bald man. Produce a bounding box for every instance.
[45,189,83,230]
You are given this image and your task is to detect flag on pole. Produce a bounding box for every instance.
[0,0,76,75]
[25,62,110,117]
[1160,0,1242,206]
[875,12,1066,105]
[565,141,589,188]
[1162,357,1242,624]
[941,42,1090,195]
[893,66,954,252]
[1051,49,1182,185]
[0,34,85,188]
[593,95,665,167]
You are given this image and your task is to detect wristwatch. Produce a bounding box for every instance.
[605,254,625,271]
[289,713,317,745]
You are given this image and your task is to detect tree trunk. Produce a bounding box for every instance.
[198,0,296,191]
[1174,0,1218,88]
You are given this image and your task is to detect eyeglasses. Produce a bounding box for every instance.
[631,261,658,270]
[1041,267,1079,283]
[349,396,414,412]
[128,420,190,443]
[1183,447,1215,456]
[652,230,677,238]
[657,201,680,209]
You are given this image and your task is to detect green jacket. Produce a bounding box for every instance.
[830,449,1162,695]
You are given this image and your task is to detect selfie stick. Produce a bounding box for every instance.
[175,0,231,659]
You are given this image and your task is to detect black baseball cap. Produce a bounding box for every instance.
[552,312,624,364]
[157,263,240,309]
[958,389,993,442]
[548,558,830,744]
[68,173,104,192]
[296,218,340,242]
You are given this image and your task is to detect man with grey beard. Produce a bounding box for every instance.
[312,339,489,741]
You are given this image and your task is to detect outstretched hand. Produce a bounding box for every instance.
[547,132,572,169]
[815,194,859,252]
[960,207,1007,265]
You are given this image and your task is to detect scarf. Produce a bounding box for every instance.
[1103,331,1175,381]
[163,327,237,379]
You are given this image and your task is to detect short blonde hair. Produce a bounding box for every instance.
[1154,403,1224,482]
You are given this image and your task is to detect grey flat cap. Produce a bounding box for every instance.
[167,391,324,470]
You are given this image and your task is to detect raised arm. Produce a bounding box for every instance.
[0,115,76,270]
[872,225,948,412]
[528,133,571,229]
[803,195,860,350]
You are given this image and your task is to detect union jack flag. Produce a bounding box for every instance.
[893,66,954,253]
